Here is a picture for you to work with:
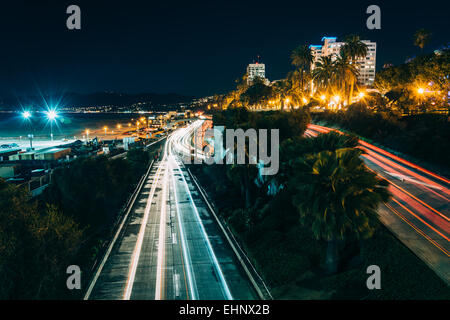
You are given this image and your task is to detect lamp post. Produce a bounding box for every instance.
[22,111,34,150]
[46,110,58,141]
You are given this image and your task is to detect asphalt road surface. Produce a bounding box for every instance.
[85,122,257,300]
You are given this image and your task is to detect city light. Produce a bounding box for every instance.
[359,92,365,99]
[320,95,326,101]
[333,95,341,102]
[45,109,58,141]
[46,110,58,120]
[302,97,308,104]
[22,111,31,119]
[417,87,425,94]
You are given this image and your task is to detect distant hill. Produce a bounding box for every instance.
[0,92,197,110]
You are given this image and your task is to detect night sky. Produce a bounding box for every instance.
[1,0,449,98]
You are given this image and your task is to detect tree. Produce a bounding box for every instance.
[0,179,83,299]
[414,29,432,52]
[240,77,273,109]
[341,35,368,104]
[334,50,358,104]
[291,45,314,94]
[313,56,335,95]
[291,148,390,274]
[271,80,291,110]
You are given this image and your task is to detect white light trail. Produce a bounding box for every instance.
[155,163,169,300]
[170,156,198,299]
[123,163,164,300]
[170,152,233,300]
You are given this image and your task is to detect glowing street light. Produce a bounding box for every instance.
[358,92,365,99]
[22,111,31,119]
[320,95,326,101]
[22,111,34,149]
[46,110,58,121]
[333,95,341,103]
[302,97,308,104]
[417,88,425,94]
[46,110,58,141]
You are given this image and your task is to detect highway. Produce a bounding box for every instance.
[306,124,450,284]
[85,121,257,300]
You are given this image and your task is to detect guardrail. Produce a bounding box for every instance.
[186,167,273,300]
[83,158,155,300]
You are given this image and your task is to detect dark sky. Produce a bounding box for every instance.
[0,0,449,98]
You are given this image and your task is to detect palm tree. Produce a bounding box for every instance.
[291,147,390,274]
[312,56,335,95]
[414,29,432,52]
[334,50,358,104]
[271,80,291,110]
[291,45,314,94]
[341,35,368,104]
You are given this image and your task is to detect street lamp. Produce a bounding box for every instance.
[45,110,58,141]
[22,111,34,149]
[418,88,424,94]
[22,111,31,119]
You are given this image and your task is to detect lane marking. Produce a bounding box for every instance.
[83,160,155,300]
[171,155,234,300]
[123,162,164,300]
[391,198,450,242]
[363,154,450,223]
[170,158,198,299]
[385,203,449,257]
[155,163,169,300]
[176,208,191,300]
[174,274,180,298]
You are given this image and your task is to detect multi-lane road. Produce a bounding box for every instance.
[85,121,258,300]
[84,120,448,300]
[306,124,450,284]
